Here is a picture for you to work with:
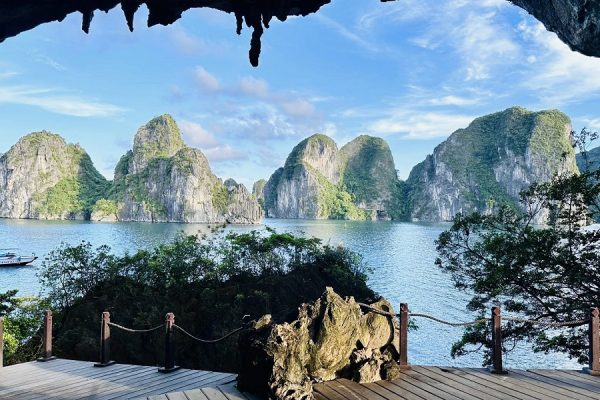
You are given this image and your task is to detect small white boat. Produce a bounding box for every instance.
[0,249,37,266]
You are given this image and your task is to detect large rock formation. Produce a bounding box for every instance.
[509,0,600,58]
[0,132,109,220]
[406,107,578,222]
[238,288,400,400]
[263,134,401,220]
[91,114,263,223]
[339,136,400,219]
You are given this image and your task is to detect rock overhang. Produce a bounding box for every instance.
[0,0,599,67]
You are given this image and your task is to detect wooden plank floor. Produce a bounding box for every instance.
[0,359,238,400]
[2,360,600,400]
[313,366,600,400]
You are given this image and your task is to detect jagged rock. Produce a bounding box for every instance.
[0,131,109,220]
[94,114,263,224]
[406,107,579,223]
[264,134,401,220]
[238,288,399,400]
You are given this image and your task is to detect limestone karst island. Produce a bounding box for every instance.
[1,1,600,400]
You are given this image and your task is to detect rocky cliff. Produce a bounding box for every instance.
[263,134,400,220]
[407,107,578,222]
[0,132,109,220]
[91,114,263,224]
[577,146,600,173]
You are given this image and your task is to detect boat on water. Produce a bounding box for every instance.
[0,249,37,266]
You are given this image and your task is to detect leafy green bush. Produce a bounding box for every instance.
[31,229,375,372]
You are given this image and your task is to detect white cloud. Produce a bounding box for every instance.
[194,66,220,91]
[368,109,475,139]
[179,120,219,147]
[0,71,19,79]
[0,85,125,117]
[429,95,478,106]
[519,20,600,105]
[357,0,429,31]
[169,28,229,56]
[280,99,316,117]
[450,12,520,81]
[239,76,269,98]
[314,14,395,55]
[203,145,247,162]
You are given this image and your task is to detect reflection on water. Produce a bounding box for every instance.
[0,218,581,369]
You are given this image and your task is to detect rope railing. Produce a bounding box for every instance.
[106,322,163,333]
[15,302,598,378]
[93,311,251,372]
[357,301,600,376]
[408,313,487,327]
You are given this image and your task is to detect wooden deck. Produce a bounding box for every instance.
[1,359,600,399]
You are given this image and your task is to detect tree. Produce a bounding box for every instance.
[435,129,600,365]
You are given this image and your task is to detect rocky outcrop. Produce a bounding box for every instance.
[92,114,263,224]
[407,107,578,222]
[0,132,109,220]
[509,0,600,58]
[340,136,399,220]
[263,134,400,220]
[238,288,400,400]
[577,146,600,173]
[253,179,267,208]
[2,1,600,67]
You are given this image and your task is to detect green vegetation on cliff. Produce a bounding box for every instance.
[406,107,577,220]
[21,132,110,218]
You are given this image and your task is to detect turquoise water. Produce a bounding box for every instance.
[0,218,582,369]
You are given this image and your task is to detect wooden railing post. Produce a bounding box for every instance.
[37,310,56,362]
[94,312,115,367]
[398,303,410,370]
[585,307,600,376]
[0,316,4,368]
[489,306,506,374]
[159,312,180,373]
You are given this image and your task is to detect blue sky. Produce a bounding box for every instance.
[1,0,600,188]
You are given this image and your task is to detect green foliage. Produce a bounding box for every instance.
[32,230,376,371]
[92,199,119,217]
[311,166,367,220]
[114,150,133,177]
[32,142,110,218]
[339,136,397,207]
[435,130,600,365]
[135,114,184,161]
[0,289,18,316]
[2,296,50,365]
[212,183,231,214]
[407,107,576,219]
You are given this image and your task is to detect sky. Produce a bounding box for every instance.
[1,0,600,188]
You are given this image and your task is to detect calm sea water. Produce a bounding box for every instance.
[0,218,582,369]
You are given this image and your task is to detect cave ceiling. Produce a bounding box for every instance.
[0,0,599,66]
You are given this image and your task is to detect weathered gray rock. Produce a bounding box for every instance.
[407,107,578,223]
[263,134,400,220]
[0,131,108,220]
[94,114,263,224]
[238,288,399,400]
